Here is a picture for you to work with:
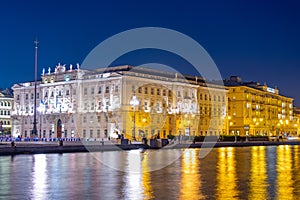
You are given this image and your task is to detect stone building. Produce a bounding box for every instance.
[0,88,13,136]
[224,76,297,136]
[11,64,227,140]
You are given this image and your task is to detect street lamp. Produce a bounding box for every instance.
[130,95,139,141]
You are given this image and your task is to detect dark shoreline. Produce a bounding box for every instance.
[1,140,300,156]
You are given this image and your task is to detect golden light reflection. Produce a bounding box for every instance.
[216,147,238,199]
[142,154,154,200]
[124,151,143,200]
[276,145,294,199]
[180,149,203,200]
[32,154,48,200]
[249,146,267,200]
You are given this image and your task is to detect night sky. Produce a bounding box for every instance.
[1,0,300,105]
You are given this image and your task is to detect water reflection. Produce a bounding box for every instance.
[216,147,238,199]
[249,146,267,200]
[2,146,300,199]
[180,149,203,200]
[32,154,48,200]
[276,145,294,199]
[142,154,154,199]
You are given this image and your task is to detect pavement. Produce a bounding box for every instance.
[0,140,300,156]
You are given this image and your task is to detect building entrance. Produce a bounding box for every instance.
[57,119,62,138]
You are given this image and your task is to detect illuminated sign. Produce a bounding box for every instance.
[267,87,275,94]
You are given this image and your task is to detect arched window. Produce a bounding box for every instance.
[0,102,3,106]
[4,102,7,106]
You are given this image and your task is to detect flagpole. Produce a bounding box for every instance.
[32,39,38,138]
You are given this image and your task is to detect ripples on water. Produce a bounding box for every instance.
[0,145,300,200]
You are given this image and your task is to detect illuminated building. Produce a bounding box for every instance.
[11,64,227,140]
[0,89,13,136]
[224,76,297,136]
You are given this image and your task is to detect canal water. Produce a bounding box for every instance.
[0,145,299,200]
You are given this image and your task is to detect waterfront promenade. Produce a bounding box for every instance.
[1,139,300,155]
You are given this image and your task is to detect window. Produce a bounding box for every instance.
[31,93,34,99]
[138,87,142,93]
[37,93,39,99]
[91,87,95,95]
[97,115,101,123]
[105,86,109,93]
[84,88,87,95]
[83,130,86,138]
[145,87,148,94]
[25,94,28,100]
[157,89,160,95]
[66,90,70,95]
[115,85,119,92]
[163,90,166,96]
[73,89,76,95]
[98,86,102,94]
[90,129,93,138]
[151,88,154,95]
[83,116,87,123]
[17,95,20,100]
[91,103,94,110]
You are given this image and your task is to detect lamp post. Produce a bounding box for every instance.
[130,95,139,141]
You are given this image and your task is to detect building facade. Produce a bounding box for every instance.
[11,64,227,140]
[0,89,13,136]
[225,76,297,136]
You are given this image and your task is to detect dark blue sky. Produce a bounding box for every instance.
[1,0,300,105]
